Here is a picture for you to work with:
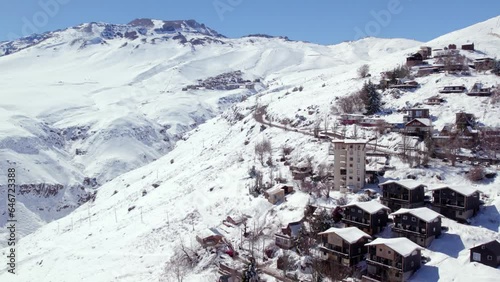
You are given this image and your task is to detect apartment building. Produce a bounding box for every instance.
[332,139,367,192]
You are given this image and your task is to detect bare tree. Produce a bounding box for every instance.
[255,138,272,165]
[467,167,485,182]
[358,64,370,78]
[313,120,321,138]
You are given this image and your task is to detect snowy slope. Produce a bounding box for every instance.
[1,16,500,282]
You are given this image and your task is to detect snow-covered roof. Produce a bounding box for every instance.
[430,185,481,196]
[332,139,368,144]
[391,207,443,223]
[343,200,390,214]
[318,227,371,244]
[198,228,223,239]
[379,179,425,190]
[365,237,423,257]
[406,118,431,126]
[266,186,284,195]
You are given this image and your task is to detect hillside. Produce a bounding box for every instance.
[1,16,500,282]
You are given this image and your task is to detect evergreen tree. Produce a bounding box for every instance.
[493,58,500,76]
[361,81,381,115]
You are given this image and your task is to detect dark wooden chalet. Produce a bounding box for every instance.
[363,238,423,282]
[470,240,500,268]
[403,109,430,123]
[439,85,467,94]
[318,227,372,267]
[391,207,443,247]
[425,96,445,105]
[379,180,426,212]
[342,201,390,235]
[467,82,492,97]
[406,53,424,67]
[461,43,474,51]
[430,185,480,222]
[403,118,432,137]
[474,58,495,70]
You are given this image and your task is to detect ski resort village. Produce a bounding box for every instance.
[0,14,500,282]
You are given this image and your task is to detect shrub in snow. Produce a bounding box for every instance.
[467,167,485,182]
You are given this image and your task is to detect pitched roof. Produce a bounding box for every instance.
[343,200,390,214]
[470,240,500,254]
[366,237,423,257]
[318,227,372,244]
[391,207,443,223]
[430,185,481,196]
[406,118,431,127]
[379,179,426,190]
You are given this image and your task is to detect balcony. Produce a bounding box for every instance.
[367,256,403,270]
[319,244,349,257]
[343,217,370,226]
[392,225,425,237]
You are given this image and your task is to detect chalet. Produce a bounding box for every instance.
[470,240,500,268]
[467,82,492,97]
[474,58,495,70]
[224,214,248,226]
[290,165,312,180]
[342,201,390,235]
[448,44,457,50]
[439,85,467,94]
[275,220,303,249]
[364,238,423,282]
[389,79,419,90]
[280,185,294,195]
[455,112,476,130]
[406,53,424,67]
[425,96,445,105]
[339,114,365,125]
[419,46,432,59]
[318,227,372,266]
[461,43,474,51]
[430,185,481,221]
[391,207,443,247]
[416,66,439,77]
[196,228,225,248]
[403,118,432,137]
[379,180,426,212]
[264,186,285,204]
[403,108,430,122]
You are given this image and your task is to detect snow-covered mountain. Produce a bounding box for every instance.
[0,19,421,241]
[1,16,499,282]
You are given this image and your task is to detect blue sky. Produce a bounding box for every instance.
[1,0,499,44]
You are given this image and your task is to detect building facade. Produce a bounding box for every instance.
[332,140,367,192]
[318,227,372,267]
[364,238,423,282]
[342,201,390,235]
[379,180,426,212]
[391,207,443,247]
[430,185,480,221]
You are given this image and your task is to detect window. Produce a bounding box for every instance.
[379,248,382,252]
[358,209,362,213]
[349,164,353,167]
[357,177,360,181]
[481,245,485,249]
[349,157,353,161]
[403,216,408,220]
[433,227,436,232]
[411,261,414,267]
[411,217,416,222]
[472,252,481,261]
[388,250,391,254]
[358,248,361,253]
[487,255,493,260]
